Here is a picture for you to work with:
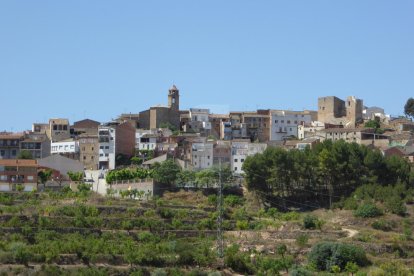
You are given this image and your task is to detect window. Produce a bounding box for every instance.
[241,159,245,162]
[100,146,104,149]
[290,128,292,131]
[234,159,238,162]
[53,125,57,130]
[27,176,34,181]
[11,150,16,156]
[281,120,284,123]
[234,167,237,171]
[294,121,297,124]
[208,156,210,159]
[92,147,94,151]
[84,156,87,159]
[105,146,109,150]
[105,154,108,157]
[287,120,291,124]
[63,125,68,130]
[275,120,278,123]
[0,175,7,181]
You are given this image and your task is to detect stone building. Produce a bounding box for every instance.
[71,119,100,136]
[139,85,181,129]
[47,119,71,142]
[78,134,99,170]
[317,96,363,128]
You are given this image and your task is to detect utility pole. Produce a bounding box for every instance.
[217,159,224,258]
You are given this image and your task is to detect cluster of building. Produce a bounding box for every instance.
[1,85,413,192]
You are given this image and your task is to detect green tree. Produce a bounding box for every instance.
[130,156,143,165]
[152,160,181,185]
[404,97,414,119]
[38,169,53,184]
[17,150,33,159]
[67,171,83,182]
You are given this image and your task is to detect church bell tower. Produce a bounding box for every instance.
[168,85,180,111]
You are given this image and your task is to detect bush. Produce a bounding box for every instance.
[354,203,382,218]
[308,242,369,271]
[224,195,244,207]
[296,234,309,248]
[371,219,396,232]
[384,197,406,216]
[303,214,322,230]
[224,244,255,275]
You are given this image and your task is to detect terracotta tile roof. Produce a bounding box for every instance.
[0,133,25,140]
[0,159,38,167]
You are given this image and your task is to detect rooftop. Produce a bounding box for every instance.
[0,159,38,167]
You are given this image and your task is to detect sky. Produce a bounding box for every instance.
[0,1,413,131]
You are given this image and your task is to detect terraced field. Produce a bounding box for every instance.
[0,188,413,275]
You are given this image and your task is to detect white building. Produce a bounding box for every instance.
[270,111,312,141]
[231,140,267,175]
[51,140,79,154]
[190,108,210,122]
[298,121,325,140]
[191,142,214,170]
[98,126,116,170]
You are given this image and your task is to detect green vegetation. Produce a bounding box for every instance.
[404,97,414,119]
[67,171,84,182]
[243,140,411,209]
[105,168,152,183]
[17,150,33,160]
[308,242,369,271]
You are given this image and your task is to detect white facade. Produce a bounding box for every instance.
[190,108,210,122]
[271,111,312,141]
[231,141,267,175]
[298,121,325,139]
[191,142,214,170]
[51,140,79,154]
[98,127,116,170]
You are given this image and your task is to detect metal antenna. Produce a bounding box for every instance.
[217,159,224,258]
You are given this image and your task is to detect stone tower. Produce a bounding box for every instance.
[346,96,363,127]
[168,85,180,111]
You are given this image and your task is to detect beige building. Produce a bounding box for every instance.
[318,128,376,144]
[48,119,71,142]
[318,96,363,128]
[139,85,181,130]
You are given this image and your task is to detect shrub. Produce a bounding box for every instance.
[303,214,322,230]
[224,244,255,275]
[296,234,309,248]
[384,197,406,216]
[371,219,396,232]
[354,203,382,218]
[308,242,369,271]
[224,195,244,207]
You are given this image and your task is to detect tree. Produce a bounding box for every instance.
[38,169,53,184]
[17,150,33,159]
[152,160,181,185]
[404,98,414,119]
[159,122,177,132]
[67,171,83,182]
[130,156,143,166]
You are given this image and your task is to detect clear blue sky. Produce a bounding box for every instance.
[1,1,413,131]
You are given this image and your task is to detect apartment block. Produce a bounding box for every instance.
[0,159,38,191]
